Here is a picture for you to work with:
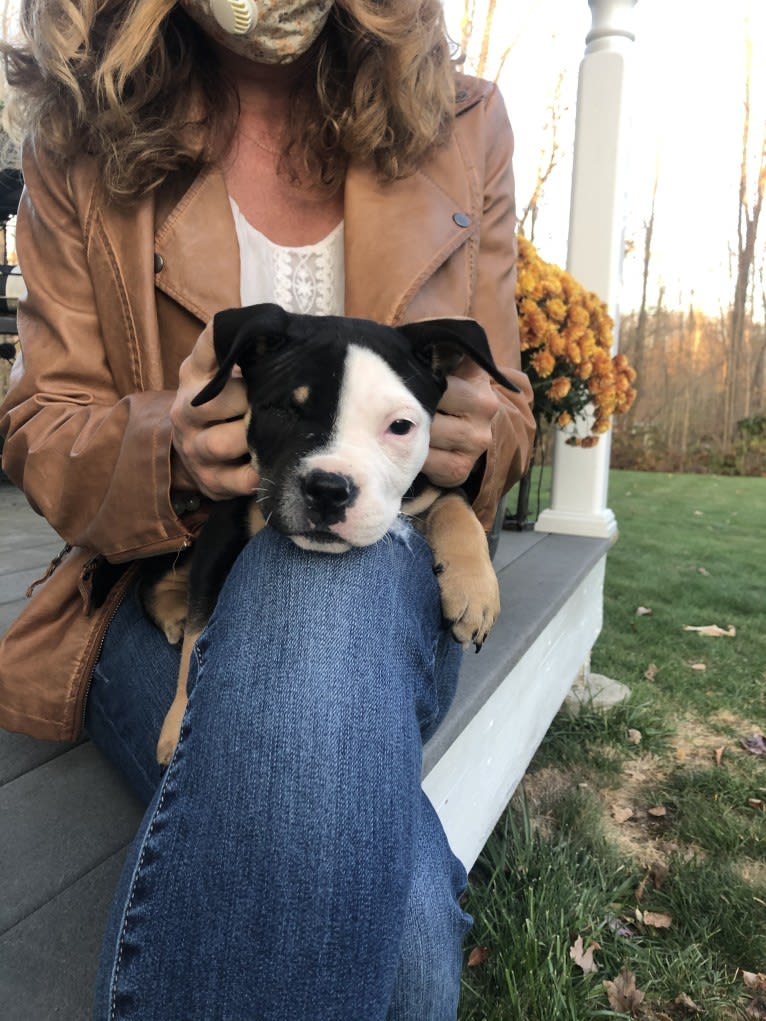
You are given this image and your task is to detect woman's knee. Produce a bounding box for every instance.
[388,825,472,1021]
[387,794,472,1020]
[189,523,448,727]
[218,521,442,640]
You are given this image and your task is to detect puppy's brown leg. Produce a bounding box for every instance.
[424,492,500,650]
[141,555,192,645]
[155,499,266,766]
[156,625,201,766]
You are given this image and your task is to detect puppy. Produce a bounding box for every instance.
[143,303,519,764]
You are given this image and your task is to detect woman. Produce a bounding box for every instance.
[0,1,535,1017]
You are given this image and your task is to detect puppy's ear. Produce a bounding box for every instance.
[191,303,290,407]
[397,318,521,392]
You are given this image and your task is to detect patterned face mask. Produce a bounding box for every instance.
[180,0,334,64]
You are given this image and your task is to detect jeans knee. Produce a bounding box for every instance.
[388,841,472,1020]
[190,522,454,743]
[222,521,442,639]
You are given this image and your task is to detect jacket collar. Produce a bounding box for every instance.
[153,79,484,326]
[343,127,477,325]
[154,165,241,323]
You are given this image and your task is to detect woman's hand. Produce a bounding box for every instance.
[170,326,260,501]
[423,361,500,489]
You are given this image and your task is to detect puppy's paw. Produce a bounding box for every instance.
[140,556,192,646]
[160,614,186,647]
[435,555,500,651]
[156,698,186,766]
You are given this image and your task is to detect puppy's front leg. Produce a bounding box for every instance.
[140,553,193,645]
[157,625,202,766]
[424,492,500,650]
[155,497,262,766]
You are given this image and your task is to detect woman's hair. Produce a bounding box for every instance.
[1,0,457,201]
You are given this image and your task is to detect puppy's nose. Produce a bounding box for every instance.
[301,470,358,525]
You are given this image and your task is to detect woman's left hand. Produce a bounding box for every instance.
[423,361,500,489]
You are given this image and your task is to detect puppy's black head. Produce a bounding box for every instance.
[194,302,519,411]
[192,303,518,550]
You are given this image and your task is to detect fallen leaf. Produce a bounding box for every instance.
[697,566,711,576]
[603,968,646,1015]
[612,805,634,824]
[742,972,766,992]
[687,661,707,671]
[636,606,653,616]
[569,934,600,975]
[635,876,648,901]
[648,805,667,818]
[644,663,659,681]
[627,728,643,745]
[684,624,736,637]
[604,912,635,938]
[714,745,726,766]
[675,992,703,1013]
[741,734,766,757]
[643,910,673,929]
[467,945,489,968]
[693,510,703,516]
[747,798,765,811]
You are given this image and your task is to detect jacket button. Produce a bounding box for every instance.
[154,253,164,273]
[453,212,471,228]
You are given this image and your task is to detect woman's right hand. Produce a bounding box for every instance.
[170,324,260,501]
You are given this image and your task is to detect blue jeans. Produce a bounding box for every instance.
[86,523,470,1020]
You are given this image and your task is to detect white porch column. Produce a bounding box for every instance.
[535,0,637,540]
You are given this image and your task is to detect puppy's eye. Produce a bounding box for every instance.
[388,419,415,436]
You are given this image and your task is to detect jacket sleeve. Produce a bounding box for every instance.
[468,83,536,530]
[0,148,192,561]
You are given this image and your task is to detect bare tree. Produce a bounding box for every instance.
[458,0,530,86]
[519,72,566,243]
[723,39,766,451]
[458,0,477,62]
[475,0,498,80]
[0,0,16,37]
[625,165,659,413]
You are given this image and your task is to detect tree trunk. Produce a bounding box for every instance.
[628,168,659,421]
[723,46,766,452]
[476,0,498,79]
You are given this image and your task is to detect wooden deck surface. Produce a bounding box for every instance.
[0,481,609,1019]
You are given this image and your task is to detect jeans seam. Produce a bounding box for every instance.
[109,759,175,1020]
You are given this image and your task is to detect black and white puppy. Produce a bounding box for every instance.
[144,302,518,764]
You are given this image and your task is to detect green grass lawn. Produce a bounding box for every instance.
[459,470,766,1021]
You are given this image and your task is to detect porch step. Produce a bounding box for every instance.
[0,483,610,1018]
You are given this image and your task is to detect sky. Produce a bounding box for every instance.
[442,0,766,318]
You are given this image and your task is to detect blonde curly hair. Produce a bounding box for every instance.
[2,0,457,201]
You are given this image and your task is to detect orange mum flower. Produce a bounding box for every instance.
[530,349,556,378]
[548,376,572,401]
[545,298,567,324]
[515,236,637,445]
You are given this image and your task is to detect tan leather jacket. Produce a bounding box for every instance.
[0,75,535,741]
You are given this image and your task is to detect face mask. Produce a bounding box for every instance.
[180,0,334,64]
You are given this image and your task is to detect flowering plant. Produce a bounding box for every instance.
[516,236,637,446]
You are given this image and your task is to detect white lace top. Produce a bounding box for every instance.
[230,197,345,315]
